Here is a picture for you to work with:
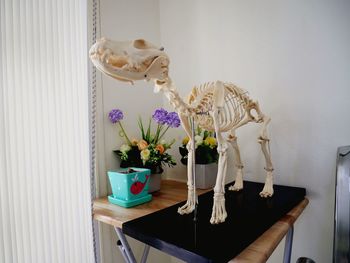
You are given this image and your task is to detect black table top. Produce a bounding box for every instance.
[123,181,306,263]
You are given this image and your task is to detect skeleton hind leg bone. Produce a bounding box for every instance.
[226,101,274,197]
[226,111,254,192]
[258,115,274,197]
[251,101,274,197]
[227,131,244,191]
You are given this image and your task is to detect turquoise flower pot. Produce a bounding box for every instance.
[107,167,152,208]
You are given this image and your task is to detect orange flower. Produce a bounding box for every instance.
[137,139,148,150]
[131,138,138,146]
[155,144,165,154]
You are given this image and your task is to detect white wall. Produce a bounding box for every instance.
[159,1,350,262]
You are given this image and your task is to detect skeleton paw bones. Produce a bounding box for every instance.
[210,193,227,224]
[177,188,196,215]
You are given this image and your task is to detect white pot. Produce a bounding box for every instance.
[148,173,162,193]
[195,163,218,189]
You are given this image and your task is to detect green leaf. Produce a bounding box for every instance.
[138,116,145,140]
[146,117,152,142]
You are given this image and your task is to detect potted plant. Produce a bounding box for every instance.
[108,108,180,192]
[179,126,219,189]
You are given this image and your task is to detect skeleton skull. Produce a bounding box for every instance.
[89,38,169,84]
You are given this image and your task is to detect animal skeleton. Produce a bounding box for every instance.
[90,38,274,224]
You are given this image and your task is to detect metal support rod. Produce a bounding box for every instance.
[117,240,130,263]
[115,227,137,263]
[283,226,294,263]
[140,245,150,263]
[190,116,198,221]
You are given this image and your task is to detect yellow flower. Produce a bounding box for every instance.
[140,149,150,163]
[155,144,165,154]
[182,136,190,145]
[204,137,217,148]
[137,139,148,150]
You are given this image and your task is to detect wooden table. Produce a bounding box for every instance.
[94,180,211,228]
[93,180,308,263]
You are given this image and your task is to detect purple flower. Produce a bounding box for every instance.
[165,112,181,128]
[152,108,168,124]
[108,109,123,123]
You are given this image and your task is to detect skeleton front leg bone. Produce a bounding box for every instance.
[210,109,228,224]
[209,81,229,224]
[177,114,196,215]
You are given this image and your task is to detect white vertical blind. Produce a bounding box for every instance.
[0,0,94,262]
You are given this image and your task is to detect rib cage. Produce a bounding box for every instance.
[187,82,253,132]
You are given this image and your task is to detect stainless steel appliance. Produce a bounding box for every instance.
[334,146,350,263]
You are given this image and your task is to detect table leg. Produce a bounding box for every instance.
[115,227,151,263]
[283,226,294,263]
[140,244,150,263]
[117,240,130,262]
[115,227,137,263]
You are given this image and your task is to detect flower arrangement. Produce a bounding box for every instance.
[109,108,180,173]
[179,126,218,165]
